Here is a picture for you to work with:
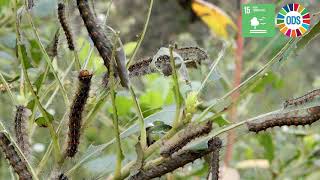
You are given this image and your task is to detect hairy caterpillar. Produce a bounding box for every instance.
[175,46,208,68]
[58,3,75,51]
[128,46,208,77]
[155,55,172,76]
[66,70,92,157]
[129,137,222,180]
[14,105,31,158]
[209,137,222,180]
[247,106,320,133]
[76,0,112,67]
[77,0,129,88]
[128,57,157,78]
[0,132,32,180]
[160,121,212,157]
[284,88,320,108]
[47,29,60,58]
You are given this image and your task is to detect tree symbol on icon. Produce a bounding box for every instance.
[250,17,259,29]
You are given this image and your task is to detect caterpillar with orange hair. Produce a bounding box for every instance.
[66,70,92,157]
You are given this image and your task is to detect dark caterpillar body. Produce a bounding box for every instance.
[0,132,32,180]
[129,137,222,180]
[128,46,208,77]
[58,3,75,50]
[77,0,112,66]
[175,46,208,68]
[77,0,129,88]
[160,121,212,157]
[14,105,30,158]
[284,89,320,108]
[66,70,92,157]
[209,137,222,180]
[155,55,172,76]
[128,57,157,77]
[47,29,60,58]
[247,106,320,133]
[128,55,172,77]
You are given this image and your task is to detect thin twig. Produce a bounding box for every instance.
[197,42,228,94]
[169,45,183,128]
[25,10,69,105]
[110,32,124,179]
[74,50,82,70]
[0,71,16,104]
[129,86,147,149]
[126,0,154,67]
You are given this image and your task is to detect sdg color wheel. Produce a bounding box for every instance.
[276,3,310,37]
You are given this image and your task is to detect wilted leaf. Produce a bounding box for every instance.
[191,0,237,39]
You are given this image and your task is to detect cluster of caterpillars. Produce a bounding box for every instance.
[129,137,222,180]
[247,89,320,133]
[128,46,208,78]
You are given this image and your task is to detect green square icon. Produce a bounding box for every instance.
[242,4,275,37]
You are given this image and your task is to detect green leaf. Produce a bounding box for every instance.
[29,39,42,65]
[19,44,33,69]
[140,91,164,109]
[121,105,176,138]
[27,99,36,110]
[0,0,9,7]
[35,110,54,127]
[257,133,274,163]
[6,75,20,83]
[213,116,230,126]
[297,20,320,52]
[108,95,133,116]
[33,72,45,92]
[251,72,283,93]
[123,42,137,57]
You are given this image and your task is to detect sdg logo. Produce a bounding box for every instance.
[242,4,275,37]
[276,3,310,37]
